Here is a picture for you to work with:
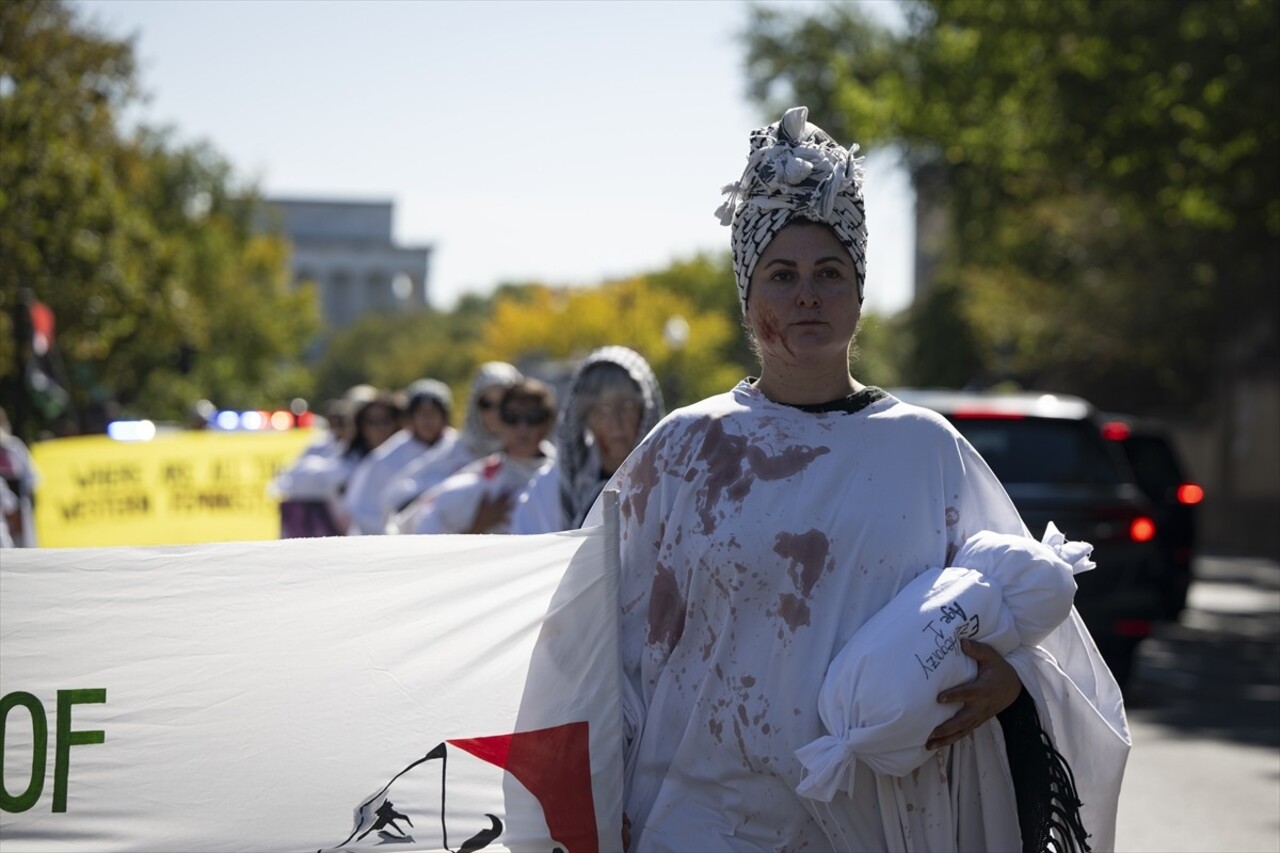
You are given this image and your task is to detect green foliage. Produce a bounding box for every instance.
[311,270,745,416]
[743,0,1279,415]
[482,276,743,409]
[0,0,319,438]
[310,305,490,415]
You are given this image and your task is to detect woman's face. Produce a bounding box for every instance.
[476,386,508,435]
[745,222,861,371]
[497,397,553,460]
[410,401,446,445]
[585,392,645,476]
[358,404,399,450]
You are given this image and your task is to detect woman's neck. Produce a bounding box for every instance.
[753,363,863,406]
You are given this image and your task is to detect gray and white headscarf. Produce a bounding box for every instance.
[404,378,453,420]
[716,106,868,311]
[460,361,523,457]
[557,346,665,528]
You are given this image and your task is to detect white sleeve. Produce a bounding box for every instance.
[269,453,354,500]
[510,465,565,534]
[404,472,486,535]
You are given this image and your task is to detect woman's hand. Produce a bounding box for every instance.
[925,638,1022,750]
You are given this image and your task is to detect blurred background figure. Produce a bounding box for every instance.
[0,480,19,548]
[383,361,523,518]
[389,378,556,535]
[512,346,665,533]
[342,379,455,535]
[0,407,39,547]
[268,385,393,537]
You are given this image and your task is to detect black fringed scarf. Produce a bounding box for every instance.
[998,688,1092,853]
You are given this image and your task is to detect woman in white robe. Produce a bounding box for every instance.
[589,107,1129,852]
[511,346,664,534]
[382,362,523,523]
[341,379,456,535]
[391,378,556,536]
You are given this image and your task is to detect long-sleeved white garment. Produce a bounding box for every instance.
[587,381,1129,852]
[510,461,566,535]
[342,427,458,535]
[391,452,555,535]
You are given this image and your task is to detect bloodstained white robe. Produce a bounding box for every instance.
[588,382,1129,852]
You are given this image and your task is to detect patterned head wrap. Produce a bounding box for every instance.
[557,346,665,528]
[460,361,523,456]
[716,106,868,311]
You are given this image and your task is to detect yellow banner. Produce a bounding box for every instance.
[31,430,317,547]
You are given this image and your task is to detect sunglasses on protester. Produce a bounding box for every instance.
[499,409,552,427]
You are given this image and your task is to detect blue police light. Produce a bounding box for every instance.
[214,410,240,430]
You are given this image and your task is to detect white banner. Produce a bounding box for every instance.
[0,523,624,852]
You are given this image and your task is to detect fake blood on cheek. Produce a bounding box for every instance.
[753,308,794,357]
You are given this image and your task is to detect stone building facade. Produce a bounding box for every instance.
[259,198,431,330]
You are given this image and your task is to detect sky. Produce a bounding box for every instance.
[77,0,915,315]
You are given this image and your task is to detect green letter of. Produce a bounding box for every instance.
[52,689,106,813]
[0,691,48,813]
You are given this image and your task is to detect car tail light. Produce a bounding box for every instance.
[1177,483,1204,505]
[1129,516,1157,542]
[1101,421,1131,441]
[1113,619,1152,638]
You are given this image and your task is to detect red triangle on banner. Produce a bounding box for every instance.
[448,721,597,852]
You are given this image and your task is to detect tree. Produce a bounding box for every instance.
[0,0,319,439]
[743,0,1279,416]
[481,276,743,409]
[310,304,490,409]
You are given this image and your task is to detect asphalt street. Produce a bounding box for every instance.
[1115,555,1280,852]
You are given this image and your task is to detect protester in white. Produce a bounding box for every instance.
[586,107,1128,851]
[268,384,376,499]
[268,390,399,537]
[390,378,557,536]
[0,406,39,547]
[382,362,523,518]
[511,346,664,534]
[342,379,456,535]
[0,479,18,548]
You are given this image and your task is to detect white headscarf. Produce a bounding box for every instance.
[716,106,868,311]
[459,361,523,457]
[557,347,664,528]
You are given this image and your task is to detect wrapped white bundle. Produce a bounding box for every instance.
[795,523,1095,802]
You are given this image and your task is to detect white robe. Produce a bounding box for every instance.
[391,452,555,536]
[510,461,567,535]
[342,427,458,535]
[588,382,1129,852]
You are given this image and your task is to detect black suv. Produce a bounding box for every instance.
[891,388,1171,689]
[1099,413,1203,621]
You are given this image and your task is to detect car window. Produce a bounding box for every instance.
[1119,435,1184,497]
[947,417,1126,485]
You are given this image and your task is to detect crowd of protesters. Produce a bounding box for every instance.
[268,347,664,539]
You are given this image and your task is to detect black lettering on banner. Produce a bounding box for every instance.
[209,459,237,482]
[0,689,106,814]
[169,486,267,514]
[162,462,194,484]
[71,464,142,489]
[57,494,151,522]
